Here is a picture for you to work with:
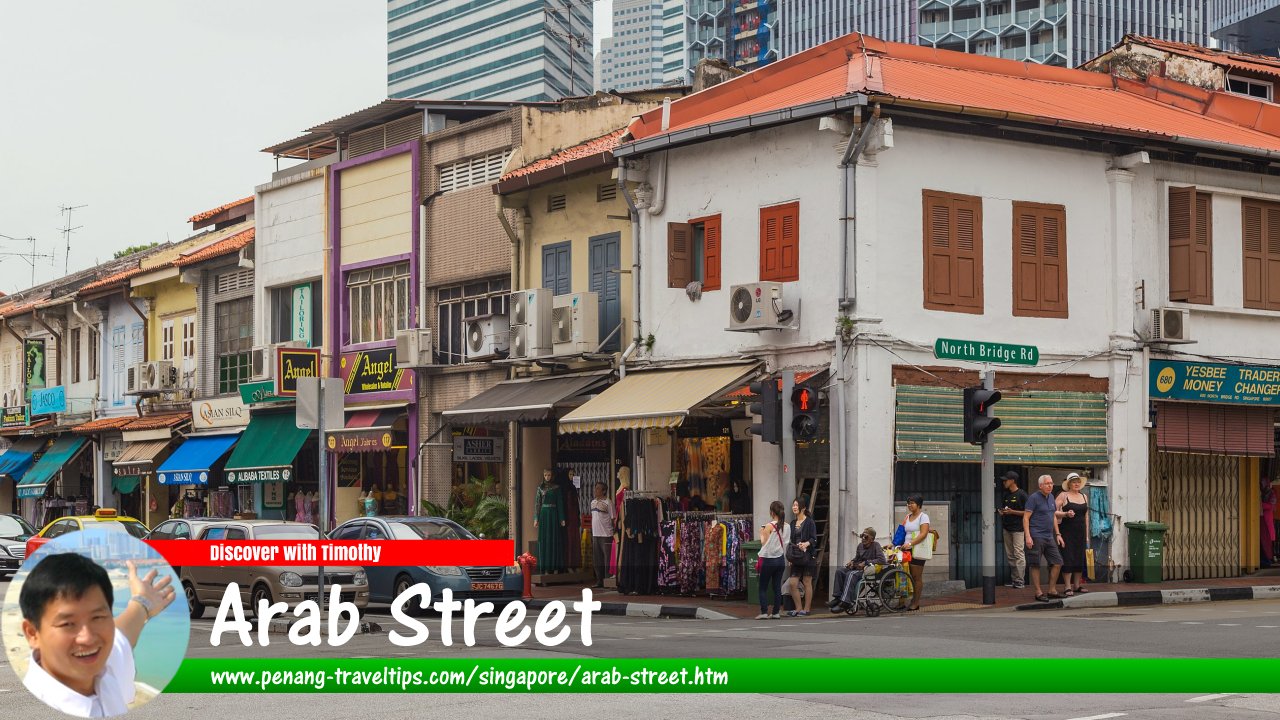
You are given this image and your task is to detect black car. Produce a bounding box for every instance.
[0,513,37,575]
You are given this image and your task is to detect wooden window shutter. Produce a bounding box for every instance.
[923,190,983,313]
[759,208,780,280]
[702,215,722,291]
[668,222,692,288]
[1267,204,1280,309]
[759,202,799,282]
[1169,186,1213,304]
[1242,198,1280,310]
[1012,202,1067,318]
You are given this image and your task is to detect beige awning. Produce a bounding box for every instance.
[557,363,757,434]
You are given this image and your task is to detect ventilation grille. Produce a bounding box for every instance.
[597,183,617,202]
[348,115,423,159]
[216,269,253,295]
[552,306,572,343]
[731,287,754,323]
[547,193,567,212]
[439,151,511,193]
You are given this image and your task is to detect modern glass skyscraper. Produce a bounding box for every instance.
[600,0,668,91]
[387,0,594,101]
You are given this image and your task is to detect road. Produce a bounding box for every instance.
[2,575,1279,719]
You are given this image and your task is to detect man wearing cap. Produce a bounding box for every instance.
[828,528,887,612]
[999,471,1029,589]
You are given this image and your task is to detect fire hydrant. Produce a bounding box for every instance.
[517,552,537,600]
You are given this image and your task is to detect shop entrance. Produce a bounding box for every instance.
[1150,448,1242,580]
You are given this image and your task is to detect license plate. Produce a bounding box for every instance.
[470,582,504,591]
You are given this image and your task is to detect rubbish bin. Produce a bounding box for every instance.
[1124,521,1168,583]
[744,541,762,606]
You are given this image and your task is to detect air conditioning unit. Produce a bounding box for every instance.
[395,328,435,368]
[129,361,176,393]
[1151,307,1192,343]
[250,341,306,380]
[552,292,599,355]
[464,315,509,362]
[728,282,787,331]
[509,288,552,358]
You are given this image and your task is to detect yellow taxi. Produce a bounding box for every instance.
[25,508,149,558]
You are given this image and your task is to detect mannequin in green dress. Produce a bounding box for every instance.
[534,469,566,573]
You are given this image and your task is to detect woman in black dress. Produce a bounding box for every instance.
[787,495,818,616]
[1055,472,1091,596]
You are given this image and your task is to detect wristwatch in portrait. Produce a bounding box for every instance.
[131,594,155,619]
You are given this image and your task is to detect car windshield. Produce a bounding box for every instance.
[251,525,320,540]
[0,515,35,538]
[86,520,149,539]
[389,520,474,541]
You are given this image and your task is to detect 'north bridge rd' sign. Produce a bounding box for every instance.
[933,338,1039,366]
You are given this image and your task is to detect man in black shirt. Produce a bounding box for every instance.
[999,471,1029,589]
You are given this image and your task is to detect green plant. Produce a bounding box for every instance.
[644,333,656,352]
[114,241,160,259]
[835,315,854,339]
[420,475,509,539]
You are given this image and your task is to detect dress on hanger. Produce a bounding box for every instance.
[536,481,566,573]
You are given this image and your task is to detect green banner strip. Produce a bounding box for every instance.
[168,658,1280,693]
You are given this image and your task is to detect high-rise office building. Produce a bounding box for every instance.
[683,0,778,81]
[600,0,668,91]
[1212,0,1280,54]
[387,0,594,101]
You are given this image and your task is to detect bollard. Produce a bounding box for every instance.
[517,552,537,600]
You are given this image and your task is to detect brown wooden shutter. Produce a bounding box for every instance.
[777,202,799,282]
[923,192,954,307]
[923,190,983,313]
[1169,186,1213,304]
[1012,202,1067,318]
[1268,204,1280,309]
[759,207,780,280]
[667,222,692,288]
[1243,200,1264,308]
[702,215,722,290]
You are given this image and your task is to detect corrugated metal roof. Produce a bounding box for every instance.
[894,384,1108,465]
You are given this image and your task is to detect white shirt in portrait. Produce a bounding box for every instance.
[23,627,136,718]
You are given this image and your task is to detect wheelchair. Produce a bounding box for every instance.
[838,550,916,617]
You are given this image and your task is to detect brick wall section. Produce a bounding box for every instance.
[417,367,508,506]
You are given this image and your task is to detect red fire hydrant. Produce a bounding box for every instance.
[517,552,537,601]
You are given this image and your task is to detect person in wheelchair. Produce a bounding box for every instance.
[829,527,888,612]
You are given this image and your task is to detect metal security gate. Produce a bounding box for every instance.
[1150,448,1241,580]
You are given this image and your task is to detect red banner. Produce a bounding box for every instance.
[147,540,514,567]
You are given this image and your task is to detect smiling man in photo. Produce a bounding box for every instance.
[19,553,176,718]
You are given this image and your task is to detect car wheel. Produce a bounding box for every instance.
[185,581,205,619]
[394,574,418,615]
[250,583,273,618]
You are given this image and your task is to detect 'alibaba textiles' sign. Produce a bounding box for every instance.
[341,348,411,396]
[275,347,320,397]
[1150,359,1280,406]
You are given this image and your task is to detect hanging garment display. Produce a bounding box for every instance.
[618,497,659,595]
[536,480,567,573]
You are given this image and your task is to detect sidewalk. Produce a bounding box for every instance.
[524,571,1280,620]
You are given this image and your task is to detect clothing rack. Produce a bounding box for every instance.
[625,489,664,498]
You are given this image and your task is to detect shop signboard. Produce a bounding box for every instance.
[341,348,412,396]
[276,347,321,397]
[157,470,208,485]
[262,480,286,508]
[102,435,126,462]
[292,284,312,347]
[225,466,292,484]
[192,397,250,430]
[29,386,66,416]
[453,436,505,462]
[326,430,395,454]
[24,339,46,402]
[238,380,289,405]
[1150,359,1280,406]
[1,406,28,428]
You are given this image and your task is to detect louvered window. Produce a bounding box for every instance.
[667,215,721,290]
[216,268,253,294]
[1241,198,1280,311]
[922,190,984,313]
[1168,186,1213,304]
[597,183,617,202]
[547,193,567,212]
[1012,201,1068,318]
[760,202,799,283]
[438,151,511,193]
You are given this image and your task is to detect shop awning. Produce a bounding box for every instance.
[156,433,240,485]
[326,406,406,454]
[112,439,171,476]
[558,364,757,434]
[442,372,610,425]
[113,476,141,494]
[894,384,1109,465]
[224,412,310,483]
[16,435,88,499]
[0,438,46,480]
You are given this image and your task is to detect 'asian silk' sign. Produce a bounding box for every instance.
[1150,359,1280,406]
[341,348,412,396]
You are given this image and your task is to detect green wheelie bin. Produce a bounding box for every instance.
[1124,521,1168,583]
[744,541,762,606]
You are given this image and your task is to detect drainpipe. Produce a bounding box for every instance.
[617,161,643,379]
[33,312,63,387]
[495,197,523,294]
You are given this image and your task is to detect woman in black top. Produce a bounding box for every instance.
[787,495,818,616]
[1056,473,1091,596]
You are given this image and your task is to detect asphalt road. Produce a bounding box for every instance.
[3,574,1279,719]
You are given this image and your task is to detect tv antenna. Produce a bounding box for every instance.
[59,204,87,274]
[543,0,591,97]
[0,233,56,287]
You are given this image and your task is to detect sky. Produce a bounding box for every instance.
[0,1,613,295]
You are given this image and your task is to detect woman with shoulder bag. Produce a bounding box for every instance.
[900,495,931,611]
[756,500,790,619]
[787,495,818,616]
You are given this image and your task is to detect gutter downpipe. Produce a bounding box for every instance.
[617,161,643,380]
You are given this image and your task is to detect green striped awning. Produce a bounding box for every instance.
[895,384,1108,465]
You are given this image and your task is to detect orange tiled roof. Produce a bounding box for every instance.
[78,265,145,293]
[172,227,254,267]
[122,413,190,431]
[0,300,43,319]
[626,35,1280,156]
[501,129,627,181]
[0,418,53,437]
[1123,34,1280,83]
[188,197,252,224]
[72,416,135,433]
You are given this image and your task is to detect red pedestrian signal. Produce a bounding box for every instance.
[790,386,820,442]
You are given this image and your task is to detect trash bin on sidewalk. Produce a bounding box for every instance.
[1124,521,1168,583]
[744,541,761,607]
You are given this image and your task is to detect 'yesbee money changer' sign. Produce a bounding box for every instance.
[1150,359,1280,406]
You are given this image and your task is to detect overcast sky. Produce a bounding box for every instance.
[0,1,612,294]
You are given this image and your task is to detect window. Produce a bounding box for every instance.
[88,327,98,381]
[542,242,571,295]
[666,215,721,290]
[547,193,567,212]
[436,277,510,365]
[346,262,410,345]
[271,282,323,345]
[1227,74,1273,101]
[1241,198,1280,310]
[759,202,799,283]
[1012,201,1068,318]
[69,328,81,384]
[181,315,196,383]
[1168,186,1213,304]
[215,296,253,394]
[438,150,511,193]
[161,318,175,361]
[111,326,125,406]
[922,190,984,313]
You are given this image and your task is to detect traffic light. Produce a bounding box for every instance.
[748,377,781,444]
[791,385,820,442]
[963,386,1002,445]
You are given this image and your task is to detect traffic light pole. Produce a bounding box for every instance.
[980,368,996,605]
[780,370,796,505]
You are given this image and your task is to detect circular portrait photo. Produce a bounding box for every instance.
[3,527,187,717]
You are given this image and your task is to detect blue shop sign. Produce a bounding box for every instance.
[1150,359,1280,406]
[30,386,66,415]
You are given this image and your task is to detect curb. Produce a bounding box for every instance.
[265,619,382,635]
[1014,584,1280,611]
[527,598,737,621]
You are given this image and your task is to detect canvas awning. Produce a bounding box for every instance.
[16,435,88,499]
[0,438,46,480]
[224,412,310,483]
[557,364,757,434]
[442,372,610,425]
[112,439,172,476]
[156,433,240,485]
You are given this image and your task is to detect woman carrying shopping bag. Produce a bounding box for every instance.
[900,495,932,611]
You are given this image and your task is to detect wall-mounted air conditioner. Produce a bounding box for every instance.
[552,292,599,355]
[395,328,435,368]
[1151,307,1193,343]
[509,288,552,358]
[128,361,176,393]
[464,315,510,362]
[727,282,793,331]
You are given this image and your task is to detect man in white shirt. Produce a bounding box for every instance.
[20,552,177,718]
[589,481,615,589]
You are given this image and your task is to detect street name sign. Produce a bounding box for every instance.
[934,338,1039,366]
